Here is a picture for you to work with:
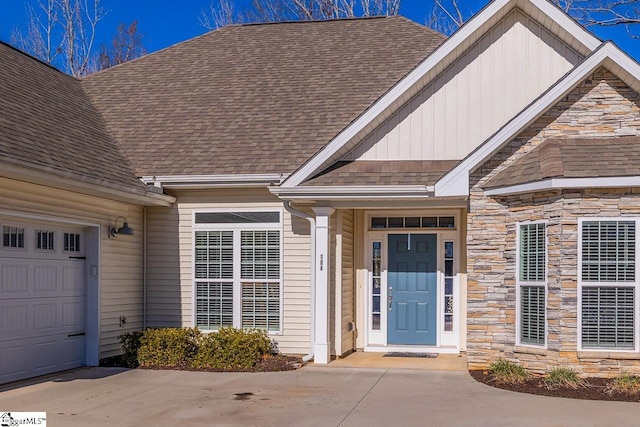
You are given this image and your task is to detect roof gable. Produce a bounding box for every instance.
[281,0,600,188]
[435,42,640,196]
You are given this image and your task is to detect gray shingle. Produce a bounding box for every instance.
[303,160,459,186]
[0,42,144,191]
[485,136,640,189]
[81,17,445,177]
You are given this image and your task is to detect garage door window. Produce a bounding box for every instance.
[64,233,81,252]
[36,230,55,250]
[3,225,25,249]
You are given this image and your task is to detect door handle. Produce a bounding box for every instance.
[388,286,393,311]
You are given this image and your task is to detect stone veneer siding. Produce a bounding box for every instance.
[467,68,640,376]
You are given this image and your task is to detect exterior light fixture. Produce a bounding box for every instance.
[110,216,134,238]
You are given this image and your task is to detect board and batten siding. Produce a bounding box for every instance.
[330,209,355,357]
[146,188,311,355]
[0,177,144,358]
[343,9,583,162]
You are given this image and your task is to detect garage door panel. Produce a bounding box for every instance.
[1,344,28,378]
[1,304,28,334]
[32,341,58,370]
[62,266,84,293]
[61,337,85,367]
[34,266,58,292]
[1,265,28,294]
[62,300,84,329]
[34,303,57,330]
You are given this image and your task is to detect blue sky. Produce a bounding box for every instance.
[0,0,638,60]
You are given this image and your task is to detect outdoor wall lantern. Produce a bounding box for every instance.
[110,216,134,238]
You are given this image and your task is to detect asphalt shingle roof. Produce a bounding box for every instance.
[0,42,144,191]
[81,17,445,177]
[304,160,459,186]
[485,136,640,189]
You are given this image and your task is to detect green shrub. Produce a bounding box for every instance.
[489,359,528,385]
[606,373,640,396]
[544,367,587,390]
[192,328,272,370]
[137,327,201,368]
[119,330,144,368]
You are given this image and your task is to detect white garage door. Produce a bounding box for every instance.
[0,219,86,384]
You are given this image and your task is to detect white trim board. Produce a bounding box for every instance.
[269,185,434,200]
[436,42,640,197]
[485,176,640,196]
[141,174,288,189]
[281,0,599,188]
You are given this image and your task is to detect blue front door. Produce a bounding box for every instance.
[387,234,437,345]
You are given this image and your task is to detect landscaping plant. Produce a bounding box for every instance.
[544,367,587,390]
[606,373,640,396]
[489,359,528,385]
[137,327,201,368]
[119,330,144,368]
[192,327,272,370]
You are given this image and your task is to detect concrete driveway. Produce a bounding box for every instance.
[0,366,638,426]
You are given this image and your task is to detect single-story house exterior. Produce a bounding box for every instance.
[3,0,640,383]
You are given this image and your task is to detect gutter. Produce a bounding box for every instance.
[0,160,175,207]
[143,207,148,330]
[270,185,434,200]
[283,201,316,362]
[142,174,289,189]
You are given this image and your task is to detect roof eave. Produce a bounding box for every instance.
[141,174,289,189]
[485,176,640,196]
[0,161,175,207]
[269,185,435,200]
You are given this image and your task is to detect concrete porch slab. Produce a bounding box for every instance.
[322,351,468,370]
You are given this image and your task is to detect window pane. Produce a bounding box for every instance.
[521,285,545,345]
[195,212,279,224]
[195,231,233,279]
[520,223,546,282]
[242,282,280,331]
[388,217,403,228]
[371,217,387,229]
[582,287,634,349]
[371,241,382,331]
[3,226,25,249]
[582,221,635,282]
[196,281,234,330]
[241,230,280,280]
[438,217,455,228]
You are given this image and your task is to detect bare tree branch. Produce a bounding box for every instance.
[201,0,401,30]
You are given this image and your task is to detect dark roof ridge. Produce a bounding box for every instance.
[83,15,425,80]
[0,40,71,77]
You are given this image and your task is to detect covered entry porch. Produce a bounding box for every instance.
[278,195,468,364]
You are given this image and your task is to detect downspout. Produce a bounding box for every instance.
[283,201,316,362]
[143,207,148,330]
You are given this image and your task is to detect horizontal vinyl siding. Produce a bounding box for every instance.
[344,9,583,162]
[0,177,144,359]
[341,209,355,355]
[147,188,311,355]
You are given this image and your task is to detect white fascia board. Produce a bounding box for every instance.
[485,176,640,196]
[0,161,175,207]
[522,0,600,51]
[282,0,600,189]
[141,173,288,189]
[435,42,636,198]
[269,185,434,200]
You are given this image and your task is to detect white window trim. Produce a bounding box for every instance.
[577,217,640,352]
[1,222,28,252]
[516,221,548,349]
[191,209,284,335]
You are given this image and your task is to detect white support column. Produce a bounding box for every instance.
[312,207,334,364]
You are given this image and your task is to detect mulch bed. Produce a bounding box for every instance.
[470,370,640,402]
[99,354,304,373]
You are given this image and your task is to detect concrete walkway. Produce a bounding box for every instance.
[0,366,638,426]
